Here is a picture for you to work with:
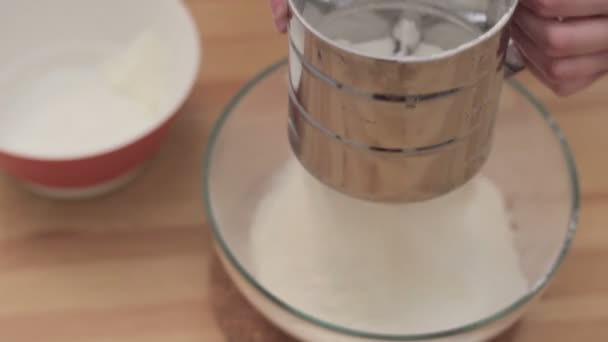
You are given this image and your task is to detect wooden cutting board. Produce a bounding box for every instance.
[0,1,607,341]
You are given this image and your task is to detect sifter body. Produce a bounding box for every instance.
[287,0,521,202]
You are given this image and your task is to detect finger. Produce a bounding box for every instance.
[270,0,289,32]
[524,54,602,96]
[515,6,608,57]
[518,46,604,96]
[551,72,605,96]
[521,0,608,18]
[512,22,608,81]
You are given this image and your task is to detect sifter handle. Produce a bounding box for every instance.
[504,39,525,78]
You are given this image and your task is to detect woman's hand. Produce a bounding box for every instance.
[513,0,608,96]
[270,0,289,33]
[270,0,608,96]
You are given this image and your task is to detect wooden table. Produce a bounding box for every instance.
[0,1,606,341]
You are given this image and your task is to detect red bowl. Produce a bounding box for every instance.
[0,0,201,199]
[0,116,175,199]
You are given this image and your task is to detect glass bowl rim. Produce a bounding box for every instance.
[202,59,580,340]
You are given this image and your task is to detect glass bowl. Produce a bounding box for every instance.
[203,60,579,342]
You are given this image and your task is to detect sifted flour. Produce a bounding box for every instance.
[250,158,528,335]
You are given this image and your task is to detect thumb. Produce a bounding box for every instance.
[270,0,290,33]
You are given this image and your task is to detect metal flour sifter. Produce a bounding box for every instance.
[286,0,524,202]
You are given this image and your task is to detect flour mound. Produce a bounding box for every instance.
[251,158,528,334]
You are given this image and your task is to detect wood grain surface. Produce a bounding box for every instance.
[0,1,606,341]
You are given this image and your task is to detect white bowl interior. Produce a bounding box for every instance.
[0,0,200,159]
